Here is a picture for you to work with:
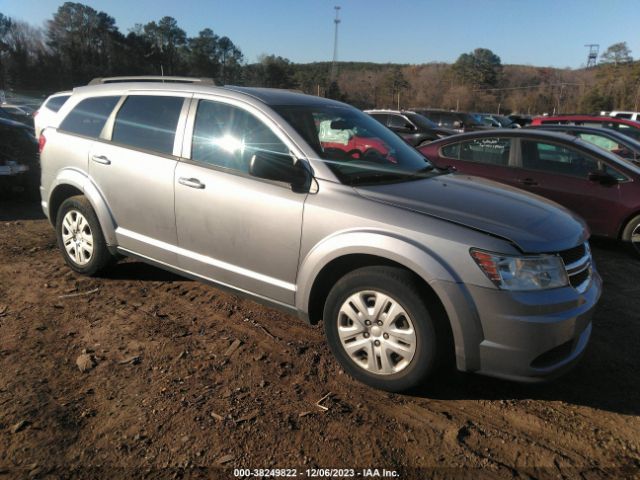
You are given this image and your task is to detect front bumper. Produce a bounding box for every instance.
[435,268,602,382]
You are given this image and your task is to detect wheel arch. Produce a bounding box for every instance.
[48,169,117,246]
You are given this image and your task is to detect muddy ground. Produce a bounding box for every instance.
[0,199,639,480]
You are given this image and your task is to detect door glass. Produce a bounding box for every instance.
[388,115,412,130]
[191,100,289,173]
[577,133,621,152]
[456,137,511,165]
[521,140,599,177]
[59,96,120,138]
[112,95,184,155]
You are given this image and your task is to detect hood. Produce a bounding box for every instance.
[355,174,588,253]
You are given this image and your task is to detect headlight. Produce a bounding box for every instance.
[470,249,569,291]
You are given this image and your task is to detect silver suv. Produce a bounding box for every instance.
[40,78,602,391]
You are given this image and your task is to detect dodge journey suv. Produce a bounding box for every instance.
[40,77,602,391]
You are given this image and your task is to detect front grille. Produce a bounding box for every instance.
[557,242,592,293]
[569,267,590,289]
[559,244,586,266]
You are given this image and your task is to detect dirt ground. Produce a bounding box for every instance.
[0,199,639,480]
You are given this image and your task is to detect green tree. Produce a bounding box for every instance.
[452,48,502,88]
[142,16,187,75]
[600,42,632,66]
[382,67,409,108]
[188,28,220,79]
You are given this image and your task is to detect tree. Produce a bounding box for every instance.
[600,42,632,66]
[142,16,187,75]
[218,36,243,84]
[452,48,502,88]
[188,28,220,79]
[382,67,410,108]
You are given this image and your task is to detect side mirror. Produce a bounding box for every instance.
[249,152,309,192]
[588,171,619,186]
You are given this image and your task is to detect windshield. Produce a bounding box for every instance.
[405,112,438,129]
[273,104,438,185]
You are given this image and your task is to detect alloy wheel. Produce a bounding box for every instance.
[61,209,94,266]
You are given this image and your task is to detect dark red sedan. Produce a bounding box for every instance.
[530,115,640,142]
[419,129,640,255]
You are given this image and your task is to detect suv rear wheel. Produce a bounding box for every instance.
[323,266,442,392]
[56,196,113,275]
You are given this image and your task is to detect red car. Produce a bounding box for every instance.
[419,129,640,256]
[531,115,640,142]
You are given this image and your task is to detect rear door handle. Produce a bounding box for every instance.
[178,177,205,189]
[519,178,538,186]
[91,155,111,165]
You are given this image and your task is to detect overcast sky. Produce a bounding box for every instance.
[1,0,638,68]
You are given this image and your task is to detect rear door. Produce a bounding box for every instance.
[173,97,306,304]
[516,139,622,235]
[89,93,190,264]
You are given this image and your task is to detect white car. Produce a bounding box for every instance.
[34,91,71,138]
[600,110,640,122]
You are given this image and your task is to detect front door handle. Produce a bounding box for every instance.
[178,177,205,189]
[91,155,111,165]
[519,178,538,186]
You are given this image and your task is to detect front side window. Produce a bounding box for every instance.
[442,137,511,166]
[521,140,599,178]
[191,100,289,173]
[58,96,120,138]
[388,115,413,130]
[274,104,437,185]
[112,95,184,155]
[577,133,622,153]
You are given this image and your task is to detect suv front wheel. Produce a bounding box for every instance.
[323,266,442,392]
[56,196,113,276]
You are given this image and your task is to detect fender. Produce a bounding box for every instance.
[295,229,484,370]
[49,168,118,246]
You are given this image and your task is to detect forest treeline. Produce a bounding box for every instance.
[1,2,639,114]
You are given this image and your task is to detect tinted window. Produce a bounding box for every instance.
[369,114,389,125]
[45,95,70,113]
[521,140,598,178]
[192,100,289,173]
[616,113,632,119]
[59,96,120,138]
[388,115,413,130]
[443,137,511,166]
[112,95,184,155]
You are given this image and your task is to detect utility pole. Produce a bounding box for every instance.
[330,6,341,82]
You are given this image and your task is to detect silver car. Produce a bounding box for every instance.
[39,78,602,391]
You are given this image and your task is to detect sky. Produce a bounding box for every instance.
[1,0,639,69]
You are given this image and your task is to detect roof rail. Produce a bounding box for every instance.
[88,76,216,86]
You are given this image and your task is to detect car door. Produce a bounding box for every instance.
[89,93,189,265]
[516,138,622,235]
[437,137,517,184]
[174,97,307,305]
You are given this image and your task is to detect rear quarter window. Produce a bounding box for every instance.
[59,96,120,138]
[44,95,71,113]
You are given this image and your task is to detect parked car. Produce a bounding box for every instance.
[474,113,520,128]
[530,115,640,142]
[528,124,640,164]
[411,108,489,132]
[0,103,35,127]
[0,116,39,197]
[34,91,72,138]
[600,110,640,122]
[40,78,601,391]
[419,129,640,256]
[365,109,454,147]
[508,114,533,127]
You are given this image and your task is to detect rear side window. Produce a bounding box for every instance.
[59,96,120,138]
[442,137,511,166]
[45,95,70,113]
[112,95,184,155]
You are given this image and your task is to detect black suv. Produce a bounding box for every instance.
[365,110,454,147]
[411,109,488,132]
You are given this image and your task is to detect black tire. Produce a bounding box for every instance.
[55,195,114,276]
[323,266,444,392]
[621,214,640,258]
